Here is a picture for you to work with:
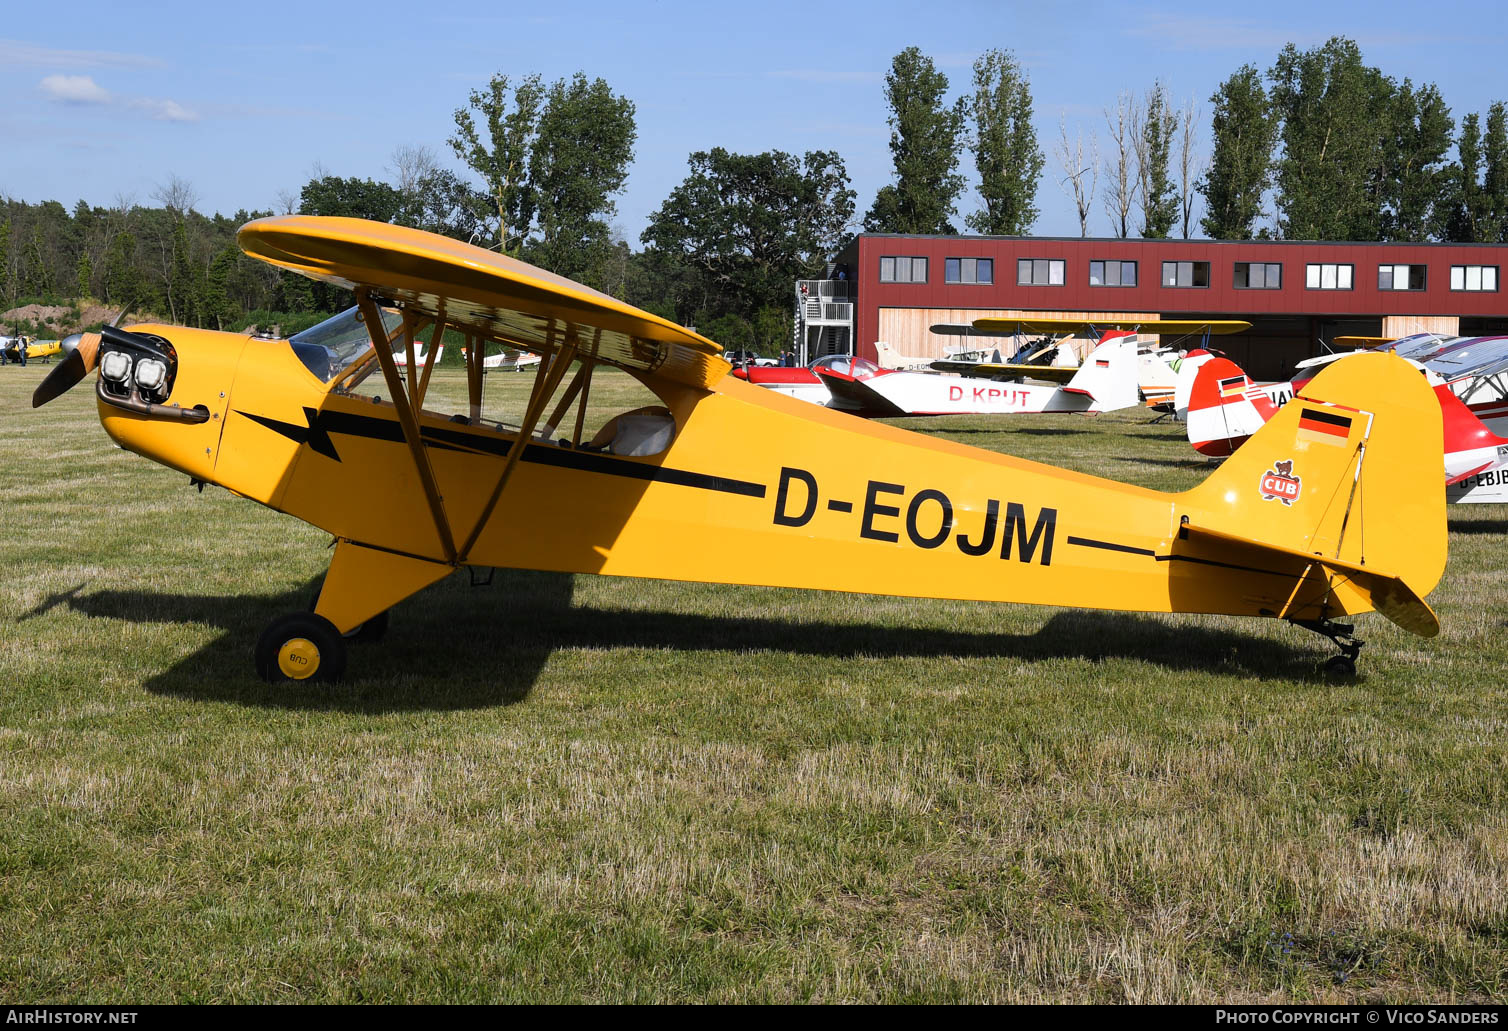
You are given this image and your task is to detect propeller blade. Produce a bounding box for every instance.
[30,332,101,408]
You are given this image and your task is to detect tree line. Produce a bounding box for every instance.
[3,37,1504,350]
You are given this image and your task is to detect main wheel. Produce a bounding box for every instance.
[255,612,347,683]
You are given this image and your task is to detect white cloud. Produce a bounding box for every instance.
[0,38,162,69]
[131,98,199,123]
[40,74,111,104]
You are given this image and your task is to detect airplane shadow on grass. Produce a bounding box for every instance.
[1448,517,1508,535]
[33,568,1327,713]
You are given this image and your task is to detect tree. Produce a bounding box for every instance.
[967,48,1043,235]
[1102,92,1135,238]
[166,218,194,323]
[1445,112,1485,241]
[152,174,199,219]
[1134,81,1179,238]
[298,176,404,222]
[0,219,11,306]
[1486,102,1508,241]
[1269,37,1394,240]
[449,73,545,253]
[1055,119,1098,237]
[1175,99,1202,238]
[1377,79,1454,241]
[1199,65,1277,239]
[397,168,493,243]
[865,47,967,233]
[524,72,637,283]
[643,148,855,326]
[104,230,141,307]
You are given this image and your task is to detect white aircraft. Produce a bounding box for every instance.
[816,333,1142,417]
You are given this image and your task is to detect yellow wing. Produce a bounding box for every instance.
[929,359,1078,383]
[238,215,729,389]
[970,317,1251,336]
[1332,336,1394,349]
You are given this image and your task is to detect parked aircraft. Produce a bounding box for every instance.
[1185,354,1508,501]
[30,216,1447,680]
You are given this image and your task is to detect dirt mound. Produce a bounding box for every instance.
[1,302,149,335]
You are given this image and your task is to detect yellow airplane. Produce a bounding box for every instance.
[32,216,1446,682]
[3,336,63,363]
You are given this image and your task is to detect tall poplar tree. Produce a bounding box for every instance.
[865,47,966,234]
[1135,81,1179,238]
[967,48,1043,235]
[1269,37,1393,240]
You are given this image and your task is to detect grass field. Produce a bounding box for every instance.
[2,364,1505,1003]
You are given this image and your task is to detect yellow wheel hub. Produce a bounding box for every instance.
[277,637,321,680]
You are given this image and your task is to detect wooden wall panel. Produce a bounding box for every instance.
[874,307,1160,360]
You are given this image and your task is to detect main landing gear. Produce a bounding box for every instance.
[253,540,452,684]
[254,608,389,684]
[255,612,347,684]
[1292,618,1364,677]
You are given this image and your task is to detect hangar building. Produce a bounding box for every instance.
[794,234,1508,380]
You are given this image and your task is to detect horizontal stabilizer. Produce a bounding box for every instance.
[1180,524,1439,638]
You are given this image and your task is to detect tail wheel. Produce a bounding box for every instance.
[349,609,389,644]
[255,612,347,684]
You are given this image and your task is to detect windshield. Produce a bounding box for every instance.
[288,305,405,383]
[813,354,881,379]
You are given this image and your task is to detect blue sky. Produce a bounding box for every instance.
[1,0,1504,243]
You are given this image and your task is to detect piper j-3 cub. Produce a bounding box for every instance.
[32,216,1447,681]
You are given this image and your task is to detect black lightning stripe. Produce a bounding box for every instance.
[234,407,766,499]
[1065,536,1156,557]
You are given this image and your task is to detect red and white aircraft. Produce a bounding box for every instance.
[1186,353,1508,502]
[734,333,1139,417]
[815,332,1141,417]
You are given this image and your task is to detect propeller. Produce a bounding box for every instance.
[31,304,131,409]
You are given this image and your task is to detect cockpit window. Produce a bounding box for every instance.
[288,305,405,383]
[813,354,881,379]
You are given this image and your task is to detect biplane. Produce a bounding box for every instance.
[928,318,1249,404]
[1185,353,1508,502]
[31,216,1447,681]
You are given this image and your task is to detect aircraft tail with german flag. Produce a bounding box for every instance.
[1173,351,1446,640]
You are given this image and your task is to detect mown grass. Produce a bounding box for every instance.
[1,366,1505,1003]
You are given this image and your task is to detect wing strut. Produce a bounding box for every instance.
[357,290,458,564]
[413,303,445,410]
[456,326,580,562]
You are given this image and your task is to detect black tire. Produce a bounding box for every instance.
[255,612,347,683]
[1324,655,1356,677]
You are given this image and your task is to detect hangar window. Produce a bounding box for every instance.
[879,256,928,284]
[1305,263,1354,290]
[1378,264,1427,291]
[1089,260,1137,287]
[945,257,994,284]
[1161,261,1210,288]
[1233,262,1282,289]
[1017,258,1065,286]
[1450,265,1499,292]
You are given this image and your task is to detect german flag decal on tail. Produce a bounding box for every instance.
[1219,375,1248,398]
[1296,407,1353,447]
